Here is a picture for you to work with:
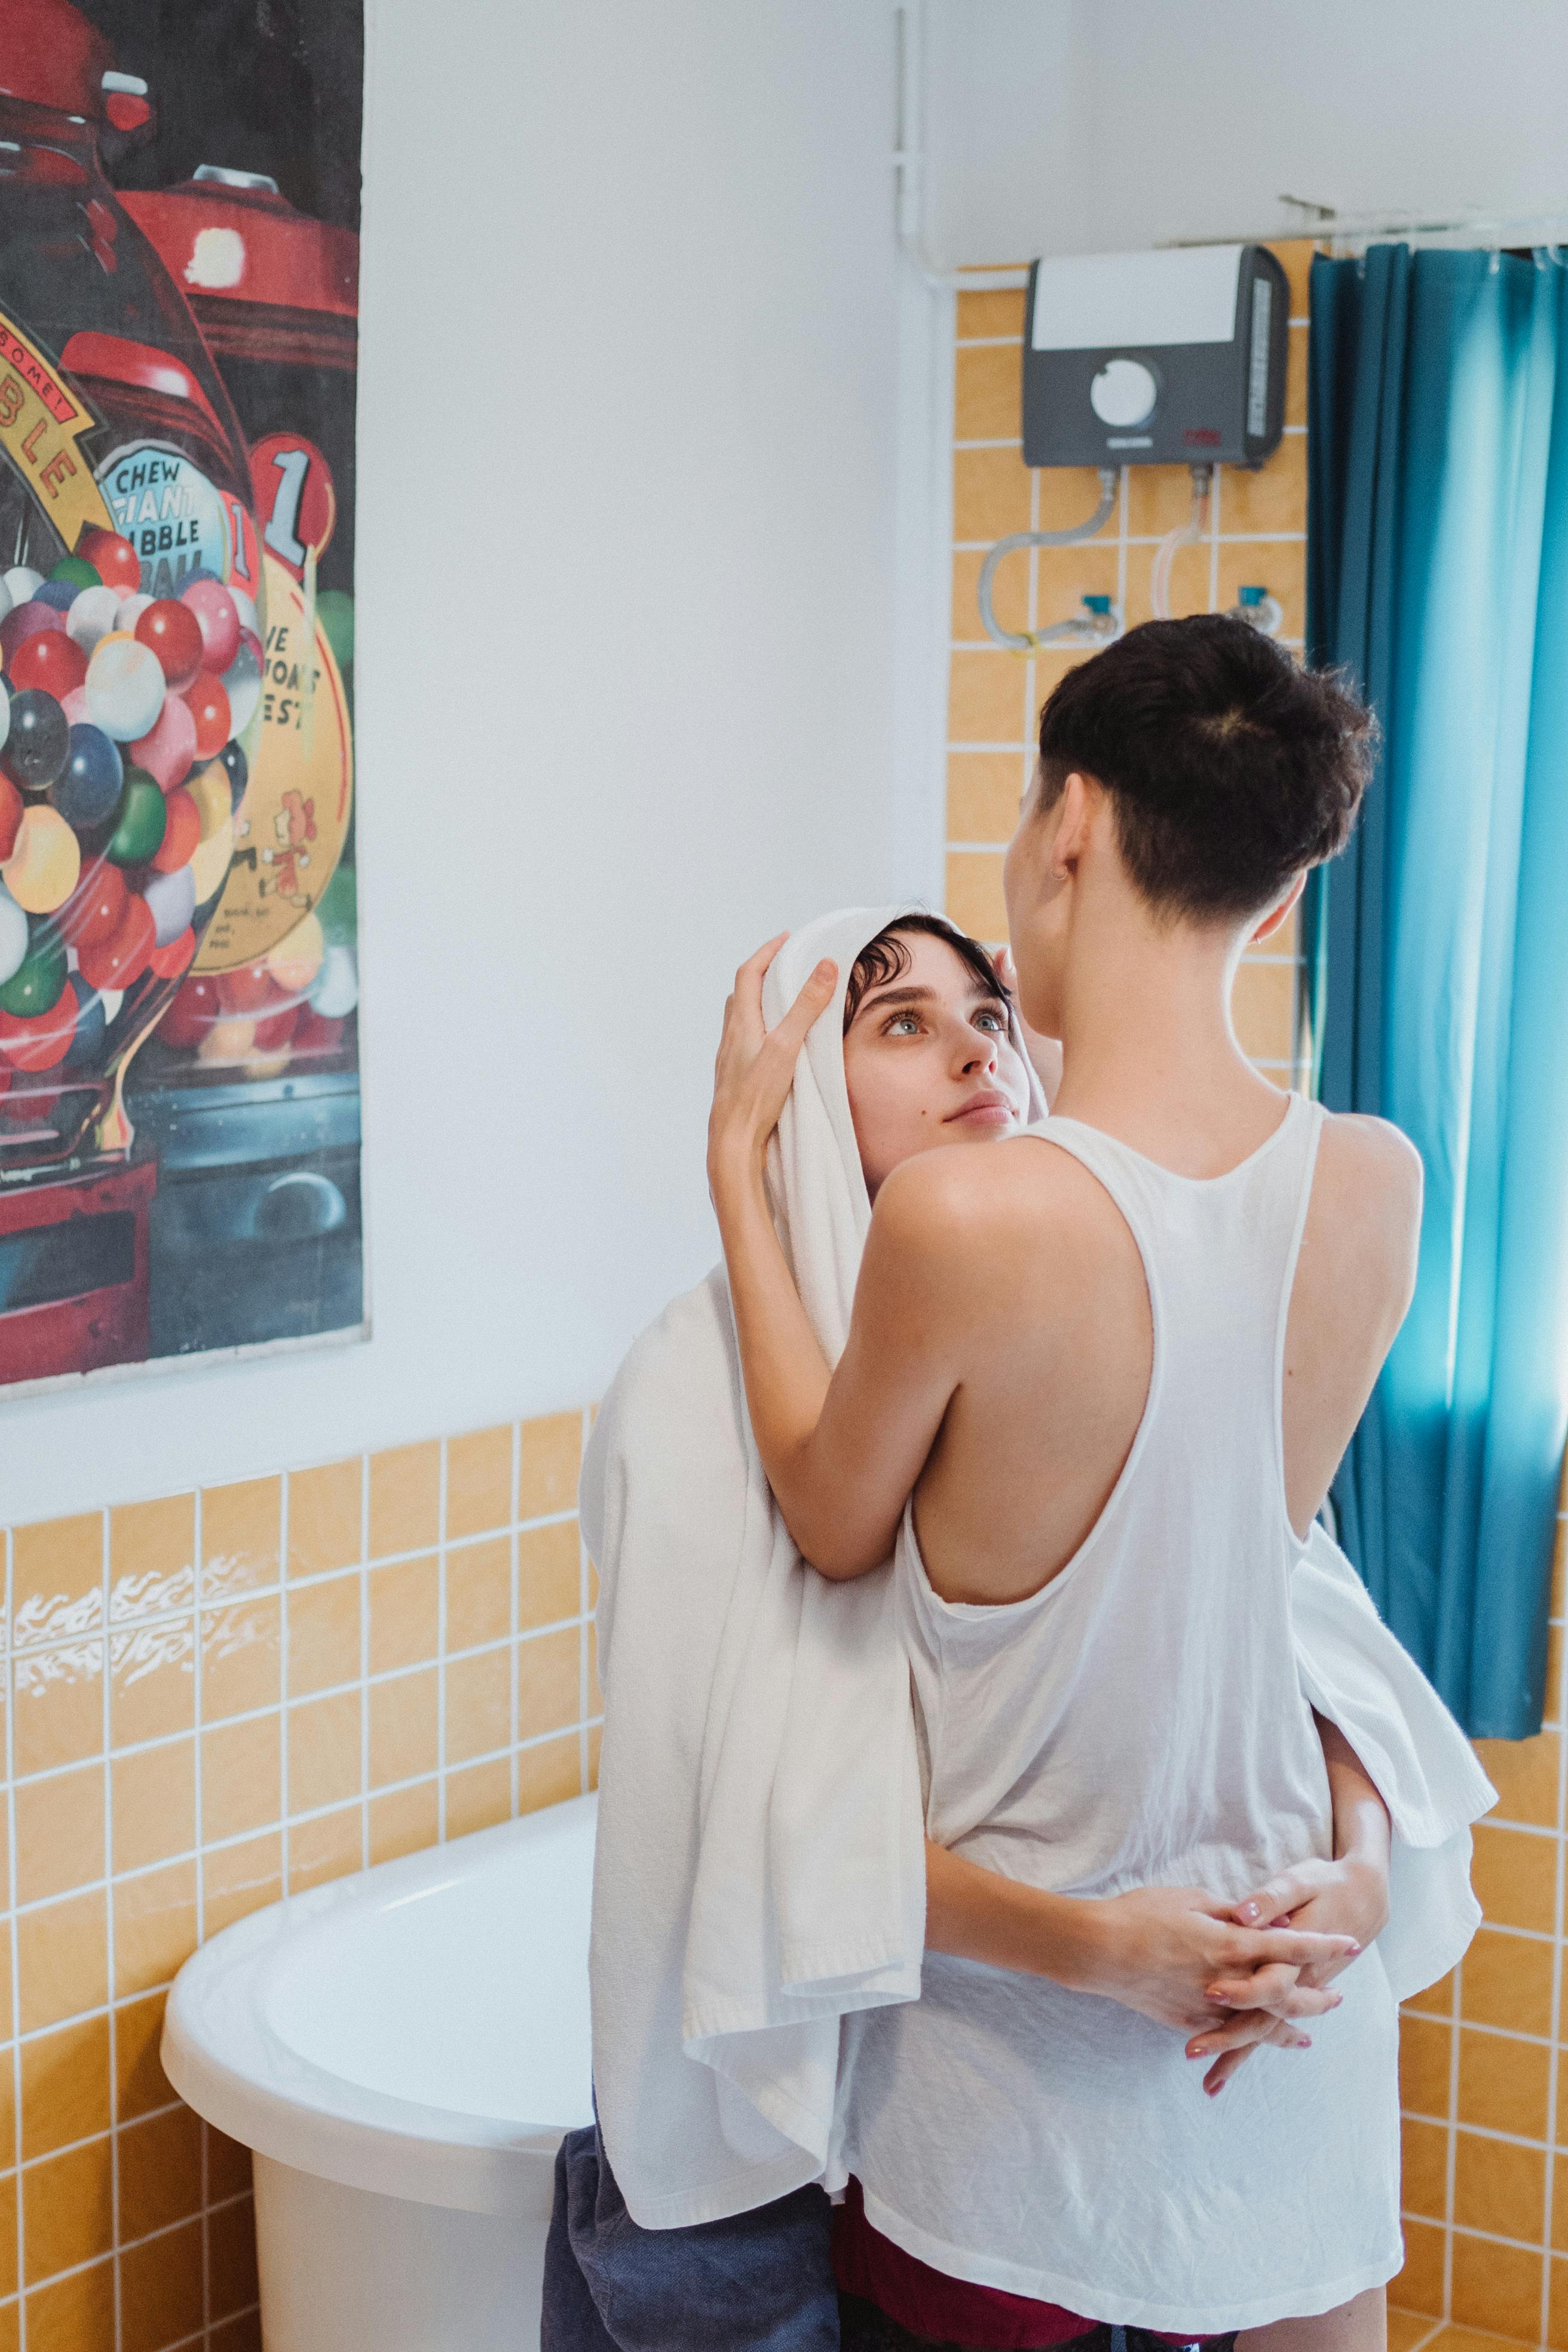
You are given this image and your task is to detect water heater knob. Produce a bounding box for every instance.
[1089,357,1157,428]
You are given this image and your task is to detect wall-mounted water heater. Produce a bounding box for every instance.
[1022,244,1288,469]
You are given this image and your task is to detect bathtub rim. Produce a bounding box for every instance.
[162,1792,596,2216]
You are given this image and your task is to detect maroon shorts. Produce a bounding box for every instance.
[832,2178,1225,2350]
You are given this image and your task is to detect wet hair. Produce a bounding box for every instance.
[843,912,1006,1035]
[1034,614,1376,921]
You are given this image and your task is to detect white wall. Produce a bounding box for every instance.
[4,0,917,1524]
[921,0,1568,268]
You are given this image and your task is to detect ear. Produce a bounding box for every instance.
[1250,871,1306,945]
[1052,771,1097,875]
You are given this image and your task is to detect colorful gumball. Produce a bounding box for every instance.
[183,673,231,761]
[1,568,42,608]
[62,983,106,1069]
[32,580,78,612]
[0,922,66,1017]
[148,925,195,981]
[310,942,358,1018]
[0,979,76,1070]
[117,593,153,636]
[1,688,69,791]
[77,531,140,596]
[0,881,26,984]
[151,788,199,874]
[180,577,241,675]
[219,737,247,811]
[142,862,194,945]
[77,892,153,993]
[0,774,20,862]
[9,627,87,703]
[56,860,127,950]
[86,635,166,742]
[2,804,79,912]
[51,555,100,594]
[50,724,124,831]
[136,599,204,692]
[104,771,166,867]
[59,687,90,727]
[155,970,223,1050]
[66,584,122,657]
[197,1014,255,1067]
[217,959,277,1016]
[268,911,324,995]
[128,691,197,794]
[0,600,65,669]
[252,999,300,1052]
[292,1006,345,1058]
[188,816,234,909]
[220,631,263,734]
[186,762,231,842]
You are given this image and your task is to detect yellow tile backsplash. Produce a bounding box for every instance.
[0,1405,598,2350]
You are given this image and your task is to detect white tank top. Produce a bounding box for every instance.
[842,1093,1402,2334]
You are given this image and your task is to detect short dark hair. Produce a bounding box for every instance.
[843,913,1005,1034]
[1034,614,1376,921]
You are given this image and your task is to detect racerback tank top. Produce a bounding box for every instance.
[841,1091,1402,2333]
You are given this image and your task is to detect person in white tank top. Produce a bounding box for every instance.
[707,615,1420,2351]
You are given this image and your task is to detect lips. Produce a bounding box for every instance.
[944,1091,1014,1127]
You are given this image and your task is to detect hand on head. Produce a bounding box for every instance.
[707,936,838,1201]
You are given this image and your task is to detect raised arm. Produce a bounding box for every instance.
[707,941,972,1576]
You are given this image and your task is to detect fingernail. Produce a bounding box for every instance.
[1207,2081,1225,2096]
[1345,1942,1361,1955]
[1238,1901,1261,1923]
[1296,2036,1312,2049]
[1189,2044,1209,2059]
[1330,1993,1343,2008]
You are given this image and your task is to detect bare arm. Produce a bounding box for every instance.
[707,941,974,1576]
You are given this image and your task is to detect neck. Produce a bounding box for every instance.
[1049,886,1285,1171]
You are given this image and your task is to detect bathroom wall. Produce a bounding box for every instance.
[917,0,1568,273]
[941,237,1568,2349]
[0,1411,598,2351]
[3,0,915,1530]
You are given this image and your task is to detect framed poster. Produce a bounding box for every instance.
[0,0,365,1391]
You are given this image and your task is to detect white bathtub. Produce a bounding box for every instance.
[163,1793,597,2352]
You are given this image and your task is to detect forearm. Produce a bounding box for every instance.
[1316,1714,1392,1872]
[710,1150,840,1554]
[924,1839,1100,1989]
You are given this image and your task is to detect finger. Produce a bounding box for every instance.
[1202,2046,1256,2095]
[768,960,839,1057]
[1189,2011,1313,2063]
[1230,1927,1359,1970]
[1208,1976,1345,2020]
[736,933,791,983]
[1205,1961,1300,2008]
[1233,1869,1322,1926]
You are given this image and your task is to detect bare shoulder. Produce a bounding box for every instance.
[1315,1111,1423,1225]
[1305,1111,1423,1325]
[871,1131,1125,1280]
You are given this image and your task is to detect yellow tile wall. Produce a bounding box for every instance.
[945,239,1315,1085]
[947,243,1564,2351]
[0,1408,599,2352]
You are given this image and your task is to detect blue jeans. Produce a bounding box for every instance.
[542,2124,841,2351]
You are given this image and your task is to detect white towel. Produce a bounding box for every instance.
[584,905,1494,2231]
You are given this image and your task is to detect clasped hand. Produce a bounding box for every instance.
[1092,1852,1388,2097]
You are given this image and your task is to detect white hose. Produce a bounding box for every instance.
[1149,463,1213,620]
[976,468,1120,651]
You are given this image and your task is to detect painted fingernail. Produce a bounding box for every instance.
[1237,1901,1261,1922]
[1345,1942,1361,1955]
[1296,2036,1312,2048]
[1330,1993,1343,2007]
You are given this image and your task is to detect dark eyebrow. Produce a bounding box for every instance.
[854,981,1004,1024]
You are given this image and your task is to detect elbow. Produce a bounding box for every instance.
[787,1517,889,1583]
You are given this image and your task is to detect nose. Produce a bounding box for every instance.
[956,1025,997,1077]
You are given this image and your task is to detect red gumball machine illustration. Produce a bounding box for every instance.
[0,0,267,1384]
[118,161,362,1359]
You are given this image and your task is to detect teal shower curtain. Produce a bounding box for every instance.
[1304,245,1568,1738]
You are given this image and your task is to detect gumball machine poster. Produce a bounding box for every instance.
[0,0,365,1390]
